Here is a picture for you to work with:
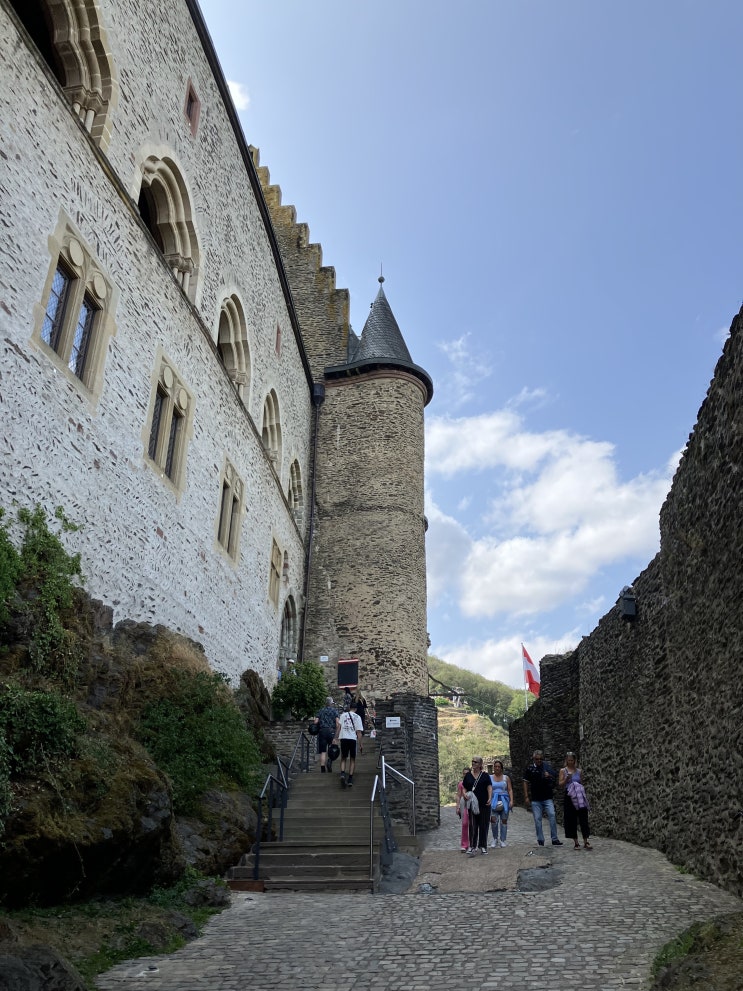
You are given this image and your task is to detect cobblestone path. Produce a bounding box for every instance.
[96,807,742,991]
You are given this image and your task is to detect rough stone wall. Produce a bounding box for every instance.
[373,695,440,832]
[253,150,351,383]
[510,307,743,895]
[303,373,429,699]
[0,0,311,687]
[509,651,580,817]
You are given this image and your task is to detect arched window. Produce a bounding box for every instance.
[261,390,282,468]
[279,596,298,671]
[217,295,250,400]
[138,155,200,302]
[10,0,118,150]
[288,459,303,527]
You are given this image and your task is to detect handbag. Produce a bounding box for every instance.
[307,721,319,736]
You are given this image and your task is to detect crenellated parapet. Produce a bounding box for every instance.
[250,146,350,380]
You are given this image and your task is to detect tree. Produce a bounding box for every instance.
[271,661,327,720]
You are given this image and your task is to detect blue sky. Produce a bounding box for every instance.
[199,0,742,688]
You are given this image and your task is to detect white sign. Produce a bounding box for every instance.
[319,655,329,664]
[385,716,401,729]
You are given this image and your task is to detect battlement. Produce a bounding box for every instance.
[250,146,350,379]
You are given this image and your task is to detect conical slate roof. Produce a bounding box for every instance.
[324,277,433,405]
[354,278,413,363]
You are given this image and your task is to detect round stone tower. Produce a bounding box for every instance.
[304,278,433,699]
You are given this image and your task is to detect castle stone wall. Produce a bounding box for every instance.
[0,1,311,687]
[511,308,743,895]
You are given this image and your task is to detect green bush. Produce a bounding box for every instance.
[271,661,327,720]
[0,682,87,777]
[137,670,262,814]
[0,504,85,686]
[0,683,87,836]
[19,505,84,684]
[0,508,21,625]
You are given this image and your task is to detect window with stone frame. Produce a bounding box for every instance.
[269,538,282,607]
[261,390,282,468]
[145,358,193,490]
[183,78,201,136]
[217,460,244,560]
[279,595,298,669]
[8,0,118,151]
[33,222,116,398]
[288,459,303,527]
[137,154,200,302]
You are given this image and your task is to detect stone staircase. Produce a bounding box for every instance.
[227,747,384,892]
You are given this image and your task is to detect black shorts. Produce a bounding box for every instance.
[340,738,357,759]
[317,733,334,754]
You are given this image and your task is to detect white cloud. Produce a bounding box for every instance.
[430,630,581,689]
[435,333,493,408]
[424,493,471,607]
[227,80,250,111]
[425,404,677,619]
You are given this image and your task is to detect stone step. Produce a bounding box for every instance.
[262,875,374,892]
[238,850,369,869]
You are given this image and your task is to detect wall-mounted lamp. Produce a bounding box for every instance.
[619,585,637,620]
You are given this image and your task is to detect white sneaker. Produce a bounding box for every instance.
[489,840,497,848]
[499,840,507,847]
[480,847,488,855]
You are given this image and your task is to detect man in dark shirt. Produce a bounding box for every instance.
[313,696,339,773]
[523,749,563,846]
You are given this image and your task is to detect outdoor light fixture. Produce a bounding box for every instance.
[619,585,637,620]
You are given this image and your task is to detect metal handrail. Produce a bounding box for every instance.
[252,729,312,879]
[370,774,379,880]
[380,754,416,836]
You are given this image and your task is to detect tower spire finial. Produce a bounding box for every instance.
[379,262,384,285]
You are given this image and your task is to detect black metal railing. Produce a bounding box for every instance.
[252,729,312,879]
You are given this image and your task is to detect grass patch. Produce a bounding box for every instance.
[652,924,701,976]
[0,871,228,990]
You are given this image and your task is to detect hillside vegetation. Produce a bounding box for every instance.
[429,655,532,803]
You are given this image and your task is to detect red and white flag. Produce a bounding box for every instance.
[522,644,540,697]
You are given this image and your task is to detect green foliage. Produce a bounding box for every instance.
[428,654,523,727]
[137,670,262,814]
[0,508,21,625]
[652,923,702,976]
[0,682,87,837]
[271,660,327,720]
[3,870,228,990]
[0,733,12,831]
[19,505,84,685]
[437,709,510,803]
[0,682,87,777]
[0,504,85,687]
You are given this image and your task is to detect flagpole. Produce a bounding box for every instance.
[521,643,528,713]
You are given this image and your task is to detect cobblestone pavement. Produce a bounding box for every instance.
[96,807,742,991]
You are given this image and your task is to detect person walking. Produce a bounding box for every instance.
[336,701,363,788]
[559,752,592,849]
[523,749,563,846]
[489,759,513,848]
[462,756,492,855]
[312,696,339,773]
[354,692,368,733]
[456,766,471,851]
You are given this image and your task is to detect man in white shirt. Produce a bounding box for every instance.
[335,701,364,788]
